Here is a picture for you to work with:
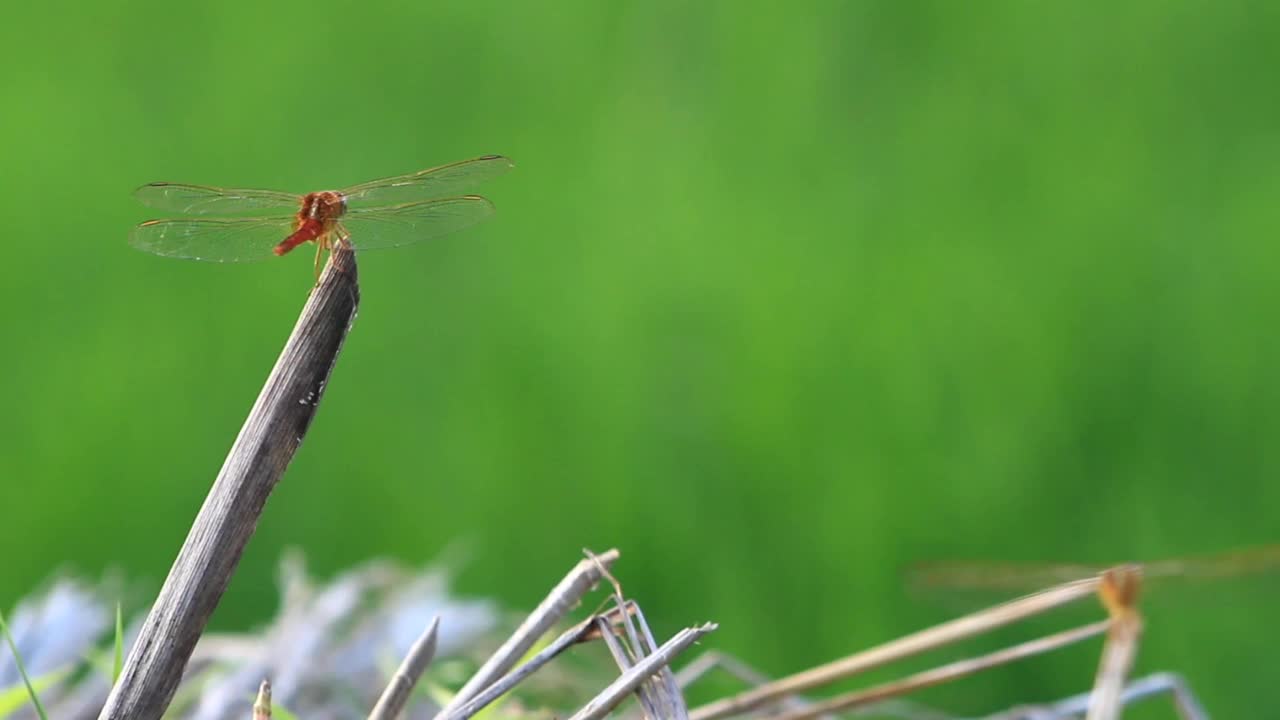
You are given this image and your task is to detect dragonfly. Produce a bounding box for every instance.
[130,154,513,277]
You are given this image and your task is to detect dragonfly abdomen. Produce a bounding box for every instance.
[274,219,324,256]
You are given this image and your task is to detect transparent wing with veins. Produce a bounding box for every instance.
[130,216,298,262]
[338,155,513,209]
[908,545,1280,602]
[130,197,497,261]
[133,183,300,215]
[130,155,510,262]
[339,196,496,251]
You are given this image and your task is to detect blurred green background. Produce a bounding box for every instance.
[2,0,1277,716]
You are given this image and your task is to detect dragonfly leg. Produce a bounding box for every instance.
[312,236,327,283]
[330,227,353,265]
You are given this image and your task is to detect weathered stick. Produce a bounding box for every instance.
[433,548,621,718]
[444,610,610,720]
[770,621,1109,720]
[567,623,717,720]
[97,249,360,720]
[368,616,440,720]
[689,576,1101,720]
[592,568,687,720]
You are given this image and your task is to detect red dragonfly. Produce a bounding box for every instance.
[131,155,513,276]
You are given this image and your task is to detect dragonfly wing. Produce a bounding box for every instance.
[130,216,296,263]
[134,183,300,215]
[341,196,495,251]
[909,561,1108,593]
[339,155,512,209]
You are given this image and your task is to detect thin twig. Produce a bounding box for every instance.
[625,604,688,720]
[253,680,272,720]
[690,576,1101,720]
[1161,672,1212,720]
[446,601,643,720]
[596,616,655,717]
[568,623,718,720]
[592,560,685,720]
[770,621,1109,720]
[433,548,621,718]
[673,652,836,719]
[988,672,1208,720]
[368,616,441,720]
[97,249,360,720]
[444,611,613,720]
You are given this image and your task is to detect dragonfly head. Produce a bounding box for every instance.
[301,191,348,226]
